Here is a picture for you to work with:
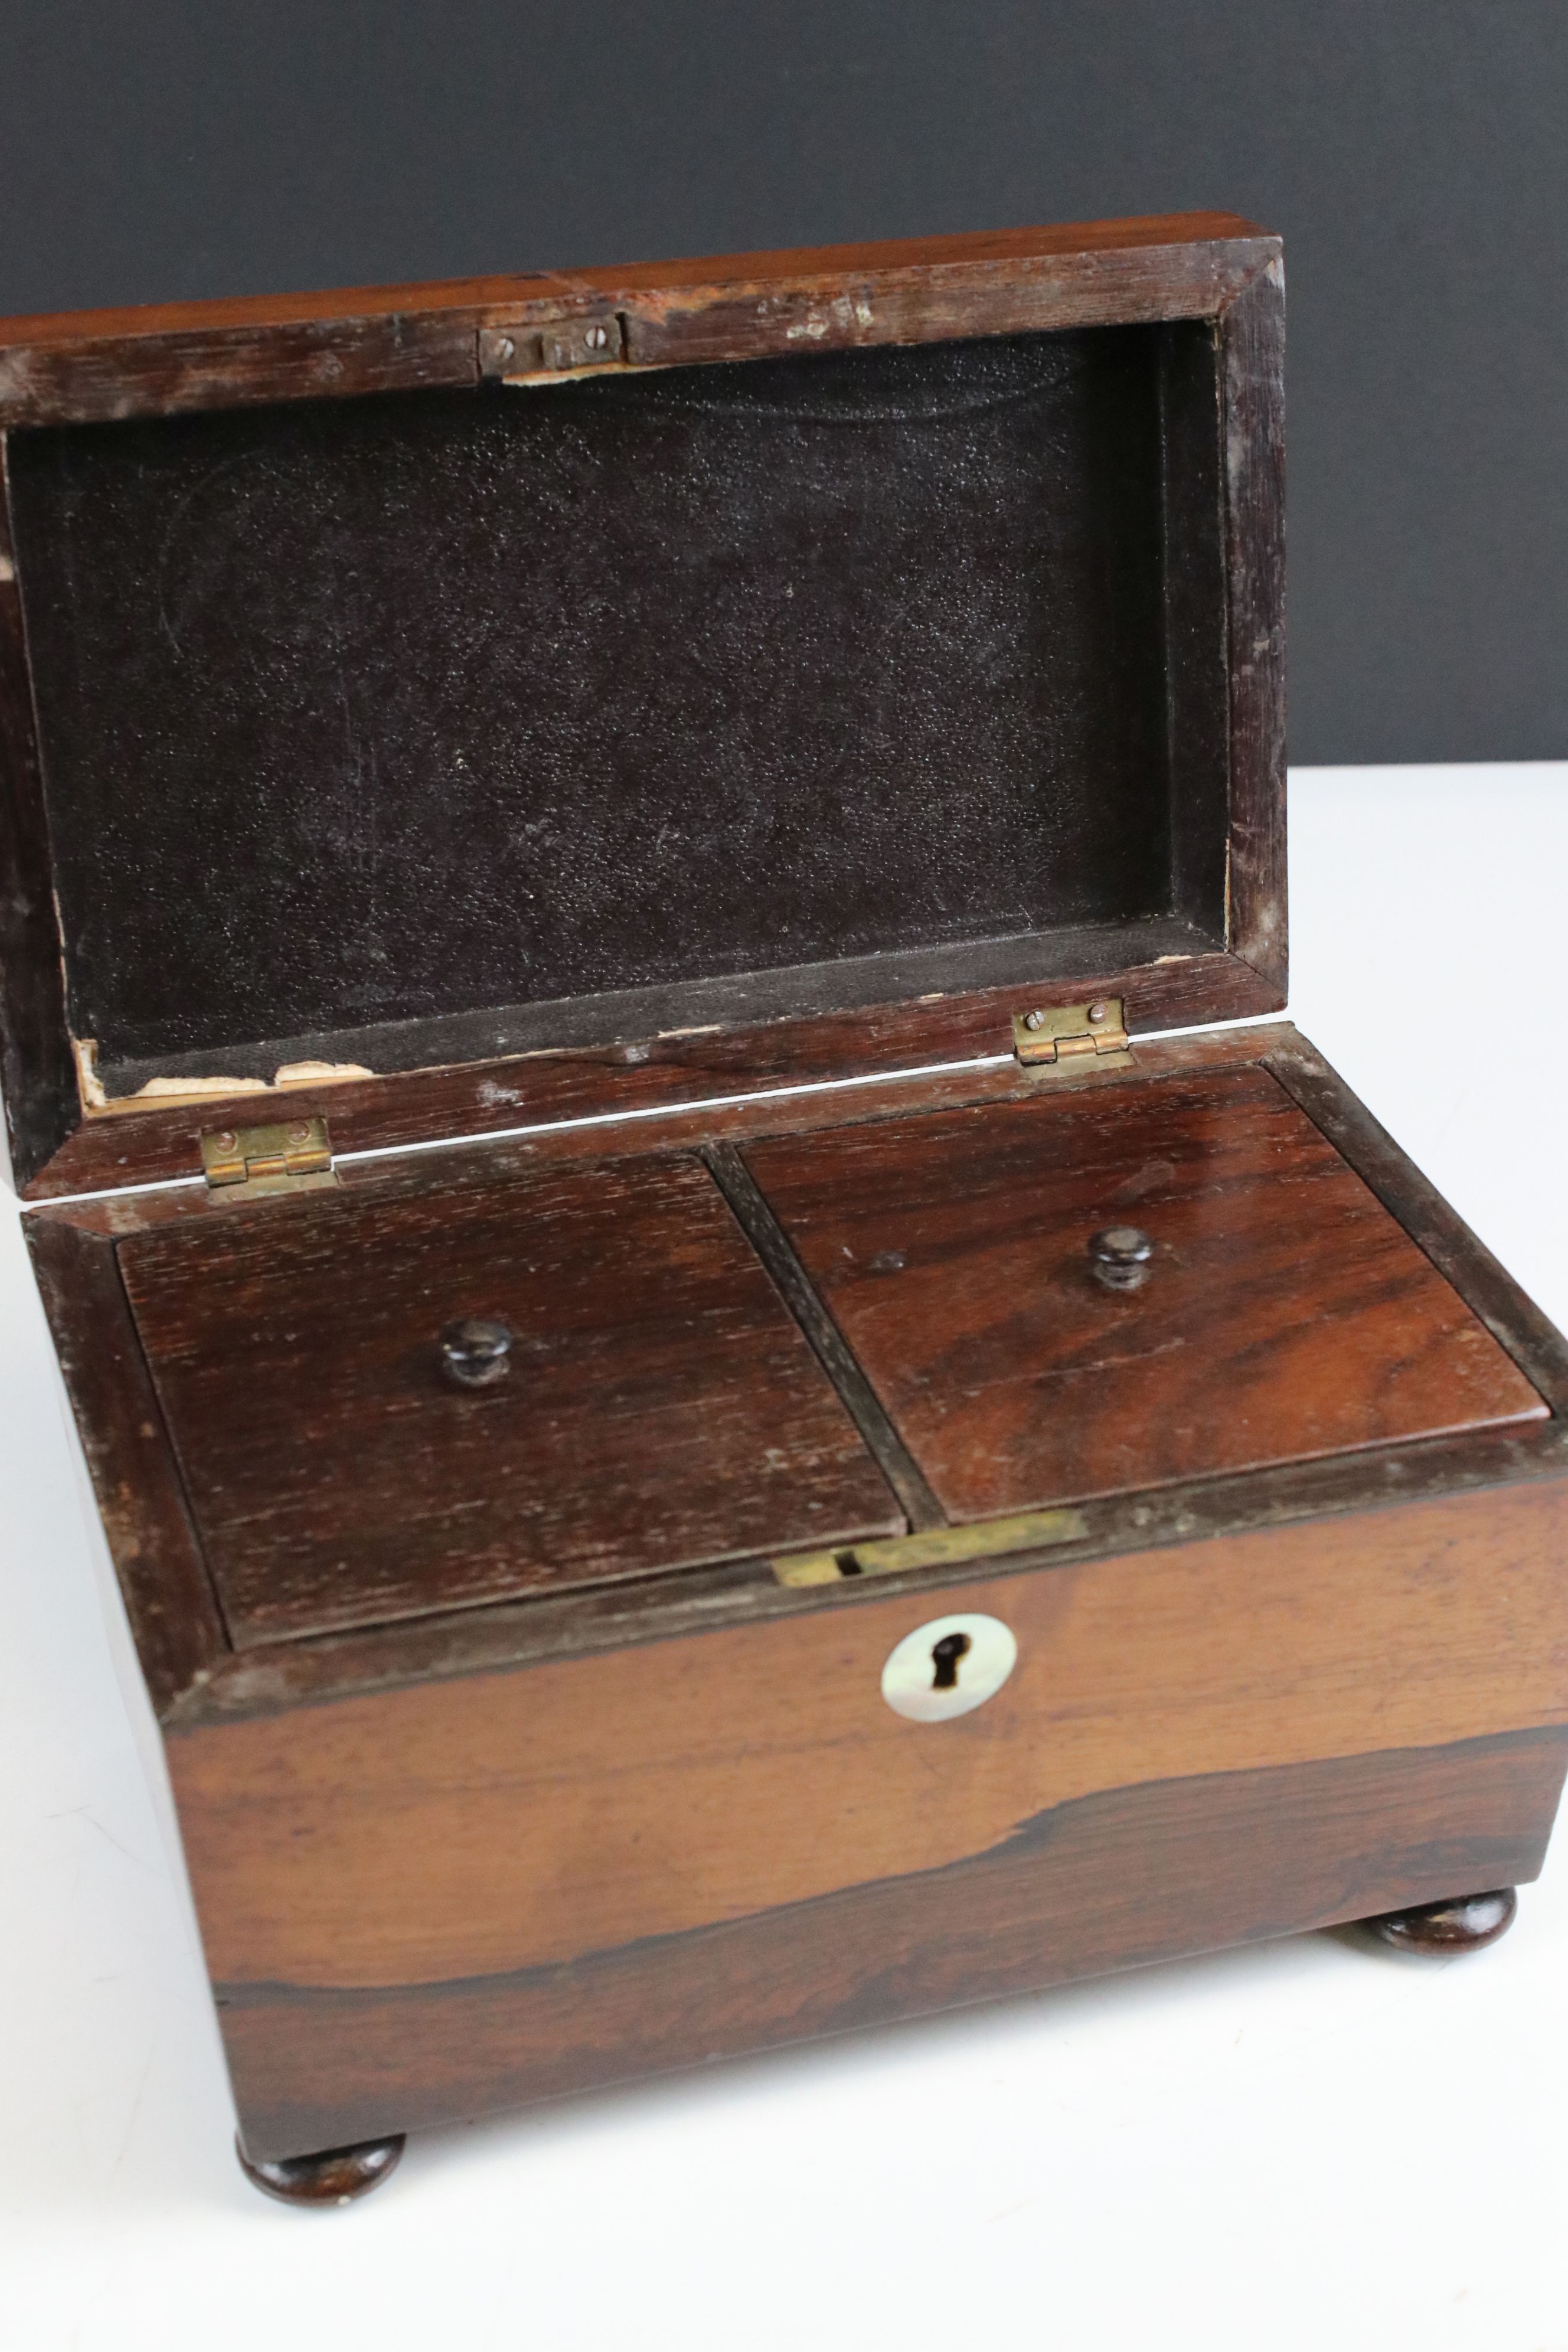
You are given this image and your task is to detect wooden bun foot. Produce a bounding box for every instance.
[1362,1886,1518,1955]
[237,2132,406,2204]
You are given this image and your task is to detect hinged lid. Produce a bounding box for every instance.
[0,213,1285,1200]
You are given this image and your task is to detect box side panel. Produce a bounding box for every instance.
[164,1478,1568,2157]
[216,1730,1568,2161]
[1161,319,1230,938]
[1219,256,1287,991]
[25,1212,229,1710]
[0,435,76,1191]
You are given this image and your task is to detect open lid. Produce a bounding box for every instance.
[0,213,1284,1199]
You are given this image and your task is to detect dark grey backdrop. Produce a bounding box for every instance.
[2,1,1563,765]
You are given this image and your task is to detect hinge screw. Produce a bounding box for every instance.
[1023,1008,1045,1031]
[287,1121,313,1146]
[214,1131,237,1152]
[495,335,515,362]
[1087,1000,1109,1024]
[586,323,609,351]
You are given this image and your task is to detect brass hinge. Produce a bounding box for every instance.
[479,312,625,382]
[772,1506,1089,1589]
[1011,995,1133,1072]
[200,1116,338,1200]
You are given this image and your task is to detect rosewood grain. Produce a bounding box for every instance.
[118,1151,903,1645]
[1159,322,1230,934]
[743,1065,1545,1521]
[19,949,1283,1202]
[24,1215,228,1711]
[613,229,1270,372]
[702,1140,944,1533]
[165,1481,1568,1995]
[0,214,1270,429]
[29,1025,1568,1734]
[214,1729,1566,2160]
[17,1023,1293,1242]
[12,213,1564,2188]
[159,1419,1568,1732]
[1261,1031,1568,1416]
[165,1465,1568,2158]
[0,315,478,432]
[1219,259,1288,994]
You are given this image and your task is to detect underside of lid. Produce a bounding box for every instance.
[0,215,1285,1195]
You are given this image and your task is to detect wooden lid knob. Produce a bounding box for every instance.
[440,1317,514,1387]
[1087,1226,1153,1292]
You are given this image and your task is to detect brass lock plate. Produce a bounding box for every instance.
[772,1505,1087,1587]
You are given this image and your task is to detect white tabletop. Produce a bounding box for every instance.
[4,762,1567,2352]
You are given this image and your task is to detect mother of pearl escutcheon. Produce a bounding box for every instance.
[881,1613,1018,1723]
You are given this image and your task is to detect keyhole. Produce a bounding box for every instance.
[930,1632,972,1691]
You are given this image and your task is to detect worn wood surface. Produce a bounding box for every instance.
[119,1150,901,1647]
[217,1726,1567,2160]
[609,223,1269,373]
[0,437,76,1191]
[703,1141,944,1532]
[164,1473,1568,2152]
[23,1001,1568,2158]
[1159,325,1231,936]
[1261,1031,1568,1416]
[22,1023,1284,1243]
[166,1479,1568,1991]
[23,1214,228,1711]
[20,948,1282,1200]
[31,1023,1568,1723]
[30,1024,1568,1727]
[157,1414,1568,1730]
[0,314,479,436]
[1219,257,1289,994]
[0,214,1270,429]
[744,1065,1545,1520]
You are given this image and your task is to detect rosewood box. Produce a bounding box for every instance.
[4,213,1566,2204]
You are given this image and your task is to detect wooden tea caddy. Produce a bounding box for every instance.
[4,213,1566,2204]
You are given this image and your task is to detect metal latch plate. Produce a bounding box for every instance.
[479,312,625,382]
[200,1117,337,1199]
[1012,995,1133,1071]
[772,1505,1088,1588]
